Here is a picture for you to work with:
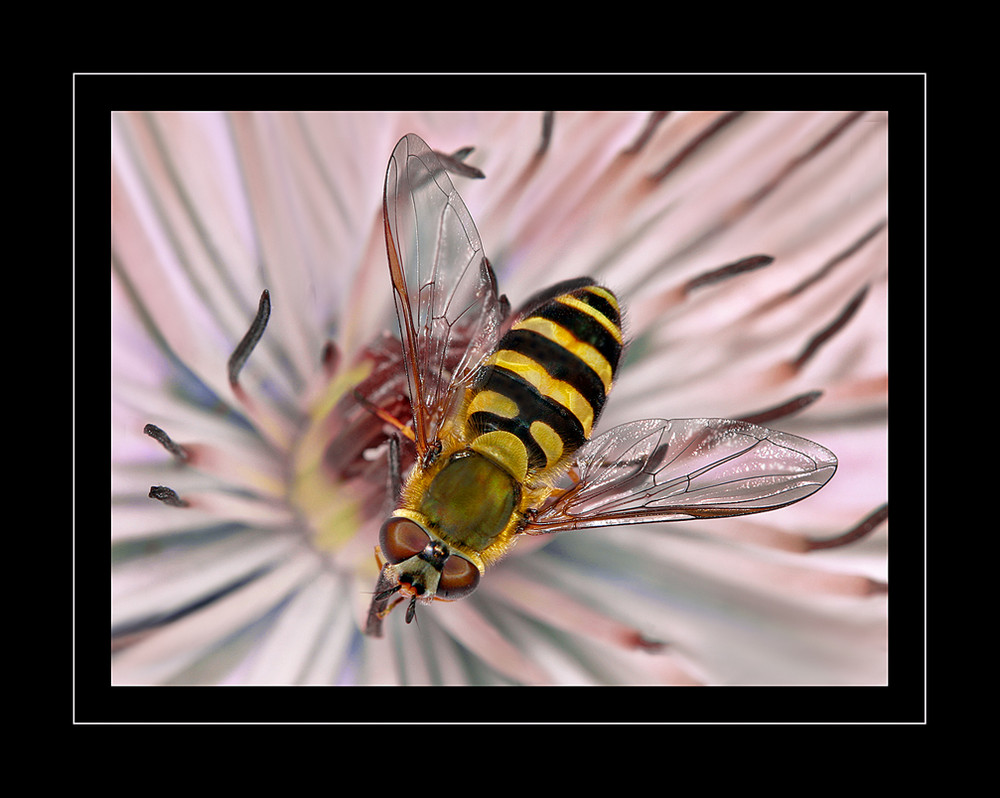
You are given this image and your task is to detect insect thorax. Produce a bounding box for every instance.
[415,449,520,556]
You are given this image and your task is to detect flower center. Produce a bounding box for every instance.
[290,333,413,574]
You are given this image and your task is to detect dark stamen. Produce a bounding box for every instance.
[625,631,668,652]
[649,111,744,183]
[142,423,189,461]
[538,111,554,156]
[683,254,774,295]
[621,112,671,155]
[321,340,340,377]
[434,147,485,179]
[737,391,823,425]
[227,289,271,388]
[744,112,866,208]
[148,485,188,507]
[807,504,888,551]
[791,285,869,372]
[787,219,887,300]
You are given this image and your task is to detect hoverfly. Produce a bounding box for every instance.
[364,133,837,636]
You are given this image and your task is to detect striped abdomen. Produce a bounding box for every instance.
[466,283,622,479]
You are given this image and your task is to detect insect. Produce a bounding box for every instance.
[364,133,837,636]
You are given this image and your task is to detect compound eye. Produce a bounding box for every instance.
[436,554,481,600]
[380,517,430,564]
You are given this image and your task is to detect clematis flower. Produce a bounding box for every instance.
[111,110,888,688]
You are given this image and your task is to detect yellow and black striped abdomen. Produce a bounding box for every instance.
[466,283,622,480]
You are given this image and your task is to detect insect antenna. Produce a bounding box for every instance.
[374,582,402,602]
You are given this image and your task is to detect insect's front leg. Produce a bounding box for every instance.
[420,438,442,470]
[386,434,403,512]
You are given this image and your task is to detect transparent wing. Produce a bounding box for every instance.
[524,418,837,533]
[383,133,502,456]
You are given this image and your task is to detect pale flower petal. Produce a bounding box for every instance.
[111,110,888,690]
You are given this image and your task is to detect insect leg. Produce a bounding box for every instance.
[351,389,416,442]
[386,434,403,509]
